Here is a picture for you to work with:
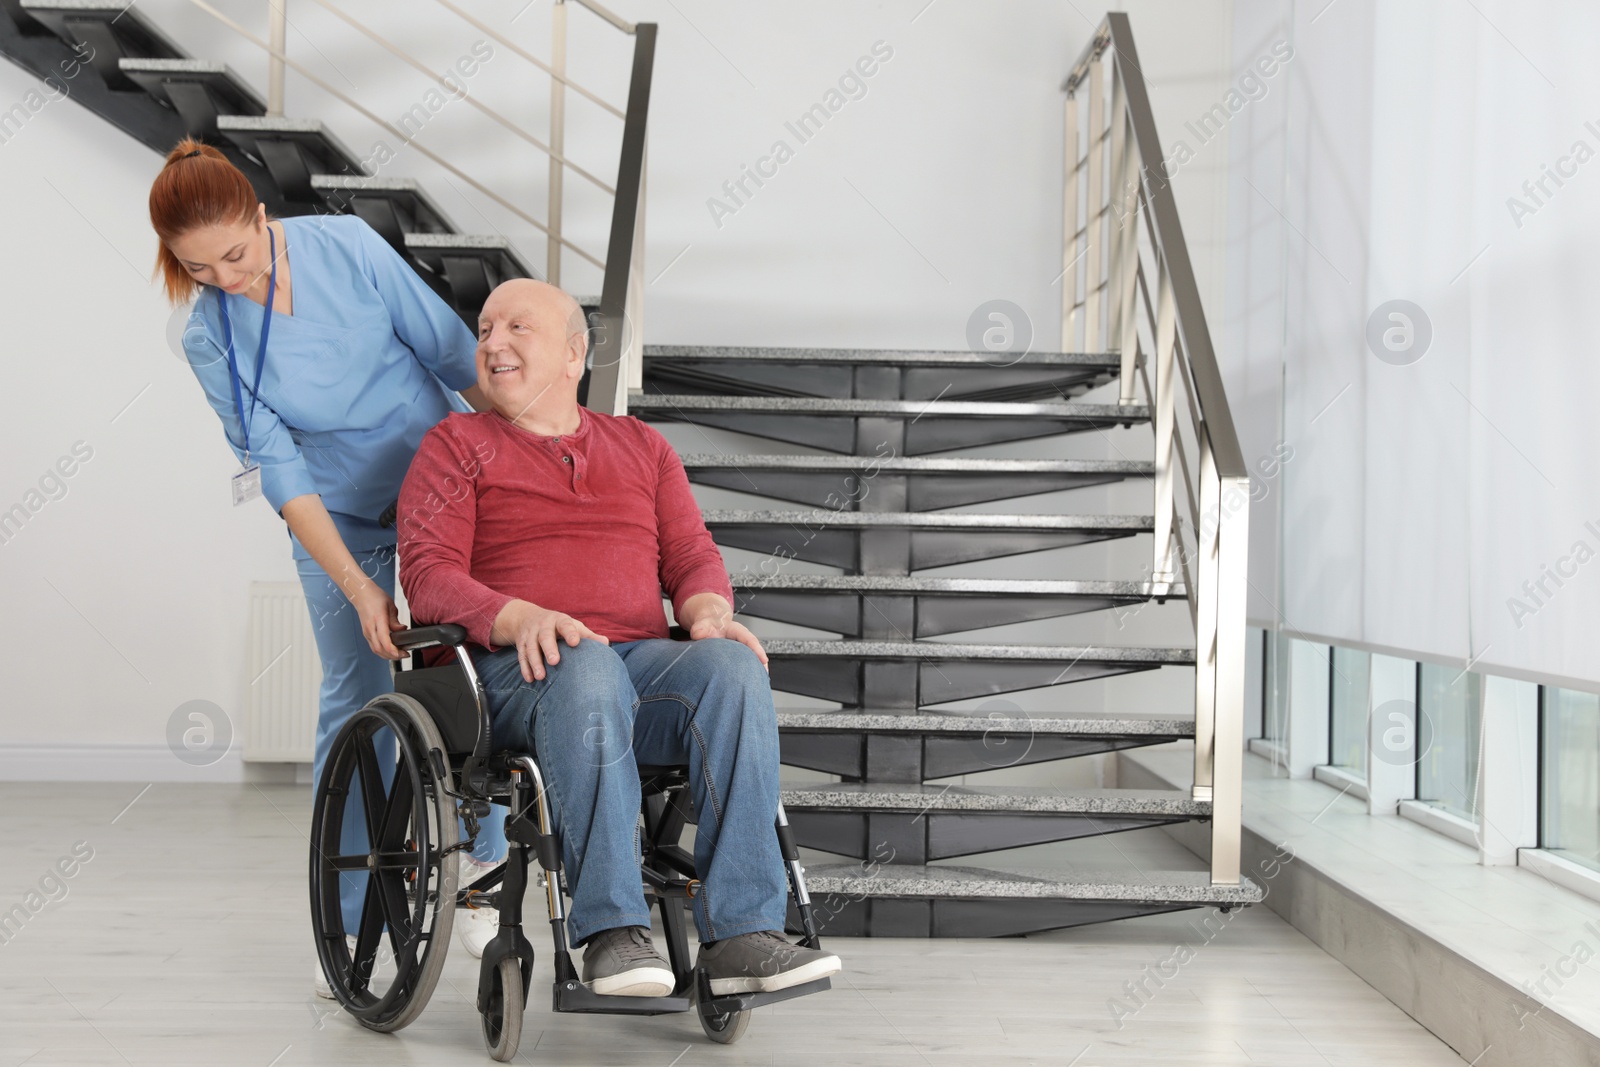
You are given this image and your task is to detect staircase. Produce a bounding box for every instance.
[637,342,1259,937]
[5,3,1263,937]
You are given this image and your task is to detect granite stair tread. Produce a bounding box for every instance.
[215,114,366,174]
[731,574,1185,597]
[780,782,1208,816]
[632,392,1149,420]
[682,454,1154,475]
[704,508,1153,530]
[774,708,1194,736]
[643,345,1122,367]
[763,639,1195,663]
[117,58,269,126]
[799,862,1263,903]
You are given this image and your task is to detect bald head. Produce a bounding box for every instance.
[483,278,587,354]
[475,278,590,432]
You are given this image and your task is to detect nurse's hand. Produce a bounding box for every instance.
[352,583,405,660]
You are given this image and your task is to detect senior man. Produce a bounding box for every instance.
[397,279,841,998]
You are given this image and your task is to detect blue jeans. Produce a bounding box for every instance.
[298,546,506,931]
[472,636,789,946]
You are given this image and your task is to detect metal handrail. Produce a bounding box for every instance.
[211,0,656,399]
[307,0,618,196]
[582,22,655,416]
[210,0,657,393]
[1061,12,1248,886]
[426,0,627,119]
[188,0,605,267]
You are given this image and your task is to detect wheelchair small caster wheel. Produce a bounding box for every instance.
[481,956,525,1062]
[694,991,751,1045]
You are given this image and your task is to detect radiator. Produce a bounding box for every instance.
[243,581,322,762]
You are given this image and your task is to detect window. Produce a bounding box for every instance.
[1416,664,1481,823]
[1541,686,1600,872]
[1329,647,1370,778]
[1263,629,1290,744]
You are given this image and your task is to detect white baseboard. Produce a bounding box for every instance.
[0,742,249,782]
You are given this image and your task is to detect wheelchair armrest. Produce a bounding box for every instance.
[392,624,469,651]
[378,499,399,529]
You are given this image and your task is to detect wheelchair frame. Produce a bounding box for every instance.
[309,622,831,1061]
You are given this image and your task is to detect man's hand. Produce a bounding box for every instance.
[491,599,609,683]
[679,592,768,670]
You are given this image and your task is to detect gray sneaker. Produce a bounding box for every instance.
[697,930,842,995]
[580,926,674,997]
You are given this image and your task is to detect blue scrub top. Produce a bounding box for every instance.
[182,214,477,561]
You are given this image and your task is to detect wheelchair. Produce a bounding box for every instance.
[308,622,831,1061]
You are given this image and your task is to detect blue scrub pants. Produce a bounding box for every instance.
[297,544,507,932]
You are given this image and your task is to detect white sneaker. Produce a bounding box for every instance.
[458,854,501,959]
[313,935,360,999]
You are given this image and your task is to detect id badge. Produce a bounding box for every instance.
[232,463,263,506]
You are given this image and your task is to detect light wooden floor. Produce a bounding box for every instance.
[0,783,1471,1066]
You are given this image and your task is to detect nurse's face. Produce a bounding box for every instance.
[167,203,271,295]
[476,281,587,418]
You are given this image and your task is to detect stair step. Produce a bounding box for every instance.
[403,232,537,285]
[216,114,366,177]
[636,394,1143,420]
[775,708,1193,737]
[645,345,1121,367]
[635,393,1147,455]
[736,575,1178,596]
[782,782,1206,816]
[765,638,1192,706]
[776,708,1192,778]
[705,509,1150,531]
[800,863,1262,904]
[706,508,1151,569]
[309,175,458,234]
[642,345,1120,402]
[21,2,186,74]
[732,575,1182,637]
[118,58,266,125]
[781,784,1206,861]
[788,863,1261,936]
[684,454,1150,510]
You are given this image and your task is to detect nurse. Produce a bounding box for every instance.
[147,137,506,986]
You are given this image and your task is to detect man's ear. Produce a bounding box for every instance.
[567,332,588,379]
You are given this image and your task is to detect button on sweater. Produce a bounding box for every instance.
[397,406,733,649]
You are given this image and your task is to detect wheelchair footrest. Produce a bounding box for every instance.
[700,975,832,1014]
[552,979,692,1016]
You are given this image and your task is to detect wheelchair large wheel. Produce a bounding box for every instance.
[481,955,525,1062]
[310,693,459,1032]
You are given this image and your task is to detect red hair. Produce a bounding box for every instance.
[148,137,260,305]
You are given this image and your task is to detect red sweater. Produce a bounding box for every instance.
[397,407,733,650]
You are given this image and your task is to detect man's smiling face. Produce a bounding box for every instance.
[475,280,588,422]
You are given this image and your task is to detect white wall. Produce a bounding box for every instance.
[0,0,1236,779]
[1226,0,1600,691]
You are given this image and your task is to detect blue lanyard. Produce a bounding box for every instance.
[218,224,278,465]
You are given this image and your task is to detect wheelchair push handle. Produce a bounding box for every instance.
[392,624,470,651]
